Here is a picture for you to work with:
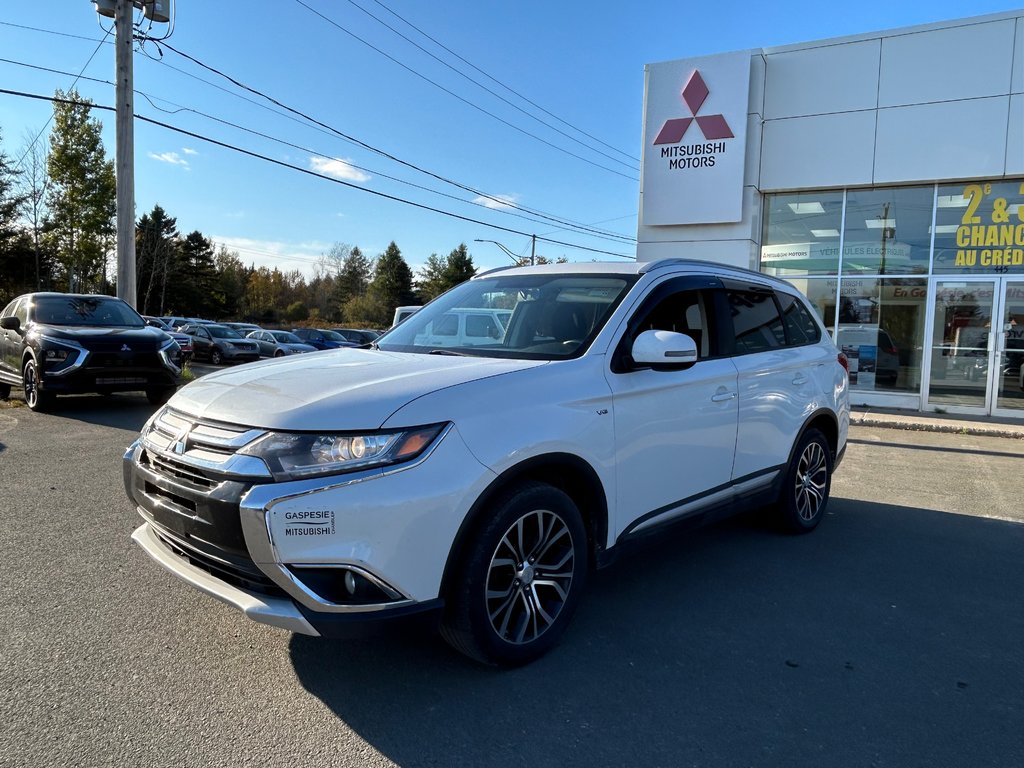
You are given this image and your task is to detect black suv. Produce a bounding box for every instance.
[0,292,182,411]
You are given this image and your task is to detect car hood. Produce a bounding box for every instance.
[169,348,546,430]
[31,324,167,352]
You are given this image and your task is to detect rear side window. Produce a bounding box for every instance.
[727,290,785,353]
[776,292,821,346]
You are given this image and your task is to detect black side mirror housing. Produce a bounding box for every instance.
[1,316,20,332]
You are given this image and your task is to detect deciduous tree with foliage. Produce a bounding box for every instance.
[44,89,115,292]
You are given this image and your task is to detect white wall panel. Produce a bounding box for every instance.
[760,111,876,190]
[749,54,766,117]
[1008,94,1024,175]
[1013,18,1024,93]
[879,21,1016,106]
[764,40,880,119]
[636,238,757,270]
[744,114,762,188]
[874,98,1009,183]
[640,186,760,243]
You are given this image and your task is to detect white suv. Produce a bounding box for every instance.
[124,259,849,665]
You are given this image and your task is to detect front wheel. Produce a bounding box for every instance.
[23,359,53,412]
[777,428,832,533]
[441,482,587,666]
[210,348,223,366]
[274,349,285,358]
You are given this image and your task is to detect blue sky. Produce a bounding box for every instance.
[1,1,1021,277]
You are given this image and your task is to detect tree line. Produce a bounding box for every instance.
[0,89,484,327]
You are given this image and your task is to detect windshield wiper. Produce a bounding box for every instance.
[427,349,469,356]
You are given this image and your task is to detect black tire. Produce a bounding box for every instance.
[210,348,223,366]
[441,482,588,666]
[274,349,285,358]
[777,428,832,533]
[146,387,176,406]
[22,358,53,412]
[0,383,10,400]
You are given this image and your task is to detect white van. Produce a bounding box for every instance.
[413,307,512,348]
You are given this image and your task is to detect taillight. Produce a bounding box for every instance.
[838,352,849,373]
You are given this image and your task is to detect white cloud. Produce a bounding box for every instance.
[210,235,335,278]
[181,147,198,156]
[309,156,371,183]
[473,193,519,210]
[148,151,190,170]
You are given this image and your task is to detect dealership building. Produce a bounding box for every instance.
[638,9,1024,418]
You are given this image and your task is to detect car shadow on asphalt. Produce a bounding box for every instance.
[288,499,1024,767]
[25,393,157,431]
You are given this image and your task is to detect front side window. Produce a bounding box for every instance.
[628,287,714,359]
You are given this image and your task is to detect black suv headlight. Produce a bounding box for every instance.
[38,336,86,375]
[158,337,182,372]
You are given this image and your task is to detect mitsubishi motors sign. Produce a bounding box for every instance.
[642,52,750,225]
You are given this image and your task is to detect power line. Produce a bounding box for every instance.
[154,39,637,240]
[367,0,640,164]
[13,27,111,171]
[290,1,638,181]
[0,55,635,245]
[0,89,636,260]
[0,21,636,242]
[308,0,638,172]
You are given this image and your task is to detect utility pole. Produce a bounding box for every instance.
[531,233,536,266]
[114,0,136,307]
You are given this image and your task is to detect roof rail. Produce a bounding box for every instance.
[639,257,766,279]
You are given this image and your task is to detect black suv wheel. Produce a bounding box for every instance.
[23,359,53,412]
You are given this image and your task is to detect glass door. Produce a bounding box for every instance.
[926,280,997,411]
[993,280,1024,415]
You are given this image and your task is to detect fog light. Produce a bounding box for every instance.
[344,570,357,594]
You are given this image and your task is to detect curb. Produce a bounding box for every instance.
[850,415,1024,440]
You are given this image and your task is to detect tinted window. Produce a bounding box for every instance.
[776,292,821,346]
[727,290,785,353]
[208,326,242,339]
[631,288,713,358]
[466,314,499,339]
[33,296,143,327]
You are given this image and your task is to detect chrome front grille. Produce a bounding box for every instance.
[141,408,271,479]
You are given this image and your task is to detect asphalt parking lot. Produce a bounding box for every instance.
[1,396,1022,768]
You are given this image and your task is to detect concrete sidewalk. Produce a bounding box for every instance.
[850,406,1024,440]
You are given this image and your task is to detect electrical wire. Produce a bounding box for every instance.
[12,27,111,171]
[305,0,638,172]
[153,39,637,240]
[289,1,638,182]
[0,21,636,242]
[367,0,640,164]
[0,89,636,260]
[0,56,635,245]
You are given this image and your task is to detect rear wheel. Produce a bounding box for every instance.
[23,359,53,412]
[777,428,832,533]
[441,482,587,666]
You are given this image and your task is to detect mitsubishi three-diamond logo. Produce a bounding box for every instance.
[654,70,734,145]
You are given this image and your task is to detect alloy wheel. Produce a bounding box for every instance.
[794,441,828,521]
[24,362,38,408]
[485,509,575,645]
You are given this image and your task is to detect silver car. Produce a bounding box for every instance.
[247,329,317,357]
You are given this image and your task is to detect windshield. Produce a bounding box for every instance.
[209,325,243,339]
[378,273,636,359]
[271,331,302,343]
[33,296,144,328]
[321,330,345,342]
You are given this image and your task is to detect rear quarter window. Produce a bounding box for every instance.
[727,290,785,354]
[776,292,821,346]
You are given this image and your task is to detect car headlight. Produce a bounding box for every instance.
[158,337,182,372]
[238,423,447,481]
[38,336,86,373]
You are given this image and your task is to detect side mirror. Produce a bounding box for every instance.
[631,329,698,369]
[1,316,20,332]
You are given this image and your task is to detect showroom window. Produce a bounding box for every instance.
[933,180,1024,275]
[842,186,933,275]
[760,191,844,276]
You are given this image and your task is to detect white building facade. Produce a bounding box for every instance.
[638,9,1024,417]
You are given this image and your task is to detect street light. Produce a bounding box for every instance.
[474,237,536,266]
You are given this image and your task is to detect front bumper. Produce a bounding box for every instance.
[124,414,493,637]
[42,360,178,394]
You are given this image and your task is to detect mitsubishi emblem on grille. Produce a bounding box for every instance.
[172,423,190,455]
[121,343,131,352]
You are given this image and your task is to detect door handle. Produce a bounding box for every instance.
[711,391,736,402]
